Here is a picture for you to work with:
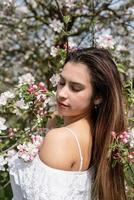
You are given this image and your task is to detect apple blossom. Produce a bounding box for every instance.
[7,128,15,138]
[38,82,47,92]
[3,91,15,99]
[0,91,15,106]
[31,135,43,148]
[0,93,7,105]
[59,0,76,9]
[0,117,7,131]
[50,19,64,33]
[0,156,7,171]
[17,134,43,162]
[50,46,58,57]
[116,45,128,52]
[7,149,17,158]
[129,128,134,148]
[50,73,60,87]
[96,34,116,49]
[15,99,29,110]
[27,0,37,9]
[18,73,35,85]
[2,0,12,6]
[17,143,39,162]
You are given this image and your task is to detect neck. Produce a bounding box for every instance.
[63,112,90,126]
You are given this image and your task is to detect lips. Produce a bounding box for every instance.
[58,101,69,107]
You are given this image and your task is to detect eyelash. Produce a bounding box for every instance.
[58,81,65,86]
[58,81,81,92]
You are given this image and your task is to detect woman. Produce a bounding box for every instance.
[9,47,127,200]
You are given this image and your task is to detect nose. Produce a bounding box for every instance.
[57,85,68,100]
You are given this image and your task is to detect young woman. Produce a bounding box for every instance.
[9,47,127,200]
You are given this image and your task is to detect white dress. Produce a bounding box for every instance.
[9,127,93,200]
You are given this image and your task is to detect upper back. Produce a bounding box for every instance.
[39,121,92,172]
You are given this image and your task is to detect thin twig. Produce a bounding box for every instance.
[54,0,64,19]
[3,180,10,189]
[54,0,69,53]
[2,143,18,153]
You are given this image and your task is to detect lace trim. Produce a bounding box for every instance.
[9,154,93,200]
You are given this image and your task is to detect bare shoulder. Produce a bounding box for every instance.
[39,127,75,170]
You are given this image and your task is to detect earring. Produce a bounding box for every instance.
[94,104,99,109]
[94,105,97,109]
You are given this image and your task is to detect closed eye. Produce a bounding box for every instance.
[58,80,65,86]
[71,86,82,92]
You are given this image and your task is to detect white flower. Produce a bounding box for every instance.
[0,156,7,171]
[64,0,76,8]
[17,142,39,162]
[31,135,43,148]
[129,128,134,148]
[0,91,15,106]
[15,99,29,110]
[50,46,58,57]
[45,96,56,106]
[0,93,7,105]
[50,73,60,87]
[50,19,64,33]
[59,0,76,8]
[18,73,35,85]
[12,108,22,116]
[7,149,17,157]
[2,0,12,6]
[15,6,29,14]
[44,96,56,112]
[116,44,128,52]
[96,34,116,49]
[127,69,134,79]
[27,0,37,8]
[0,117,7,130]
[5,149,17,164]
[36,93,46,101]
[68,40,77,49]
[3,91,15,99]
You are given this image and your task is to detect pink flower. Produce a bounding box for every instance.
[119,134,124,139]
[34,92,39,96]
[123,131,129,139]
[111,131,116,139]
[17,142,39,162]
[32,84,38,90]
[128,152,134,163]
[122,138,128,144]
[38,82,45,88]
[31,135,43,148]
[8,128,15,138]
[27,85,35,93]
[118,131,129,144]
[38,82,47,92]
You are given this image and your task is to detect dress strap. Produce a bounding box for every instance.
[65,127,83,171]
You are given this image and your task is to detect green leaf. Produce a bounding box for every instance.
[63,15,71,24]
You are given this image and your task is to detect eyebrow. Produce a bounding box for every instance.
[60,74,85,87]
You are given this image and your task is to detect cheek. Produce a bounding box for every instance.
[73,93,91,109]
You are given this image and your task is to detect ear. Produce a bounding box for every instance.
[94,96,103,105]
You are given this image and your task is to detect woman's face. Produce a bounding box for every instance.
[56,61,93,118]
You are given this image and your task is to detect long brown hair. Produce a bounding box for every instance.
[65,47,127,200]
